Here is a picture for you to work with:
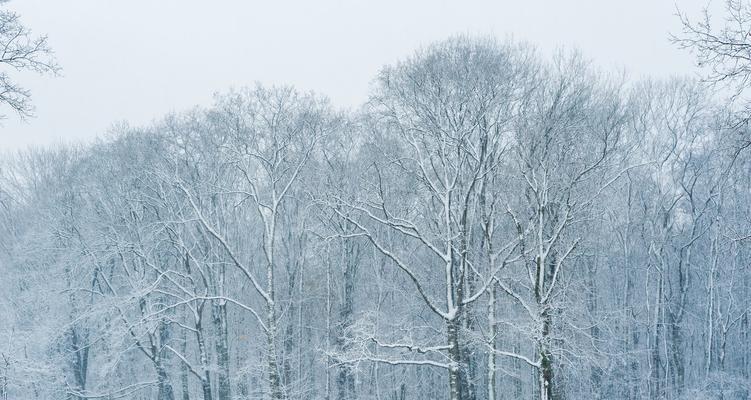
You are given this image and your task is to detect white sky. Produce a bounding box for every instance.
[0,0,715,150]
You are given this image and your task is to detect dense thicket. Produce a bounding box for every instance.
[1,37,750,400]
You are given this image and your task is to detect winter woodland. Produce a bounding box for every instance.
[3,4,751,400]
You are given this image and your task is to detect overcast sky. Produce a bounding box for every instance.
[0,0,715,150]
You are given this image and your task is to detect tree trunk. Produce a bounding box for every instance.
[461,278,476,400]
[447,318,463,400]
[267,299,285,400]
[194,318,213,400]
[156,321,176,400]
[586,261,601,398]
[669,314,684,390]
[283,279,296,390]
[651,275,664,400]
[212,301,231,400]
[539,308,555,400]
[179,330,190,400]
[487,285,496,400]
[336,241,357,400]
[156,361,176,400]
[68,326,89,400]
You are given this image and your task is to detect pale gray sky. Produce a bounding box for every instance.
[0,0,713,150]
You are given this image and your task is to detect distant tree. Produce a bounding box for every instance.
[0,0,59,120]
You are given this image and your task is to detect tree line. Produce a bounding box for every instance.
[1,36,751,400]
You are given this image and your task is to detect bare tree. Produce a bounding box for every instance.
[0,1,59,120]
[330,37,534,400]
[673,0,751,129]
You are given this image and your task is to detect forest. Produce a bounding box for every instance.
[1,33,751,400]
